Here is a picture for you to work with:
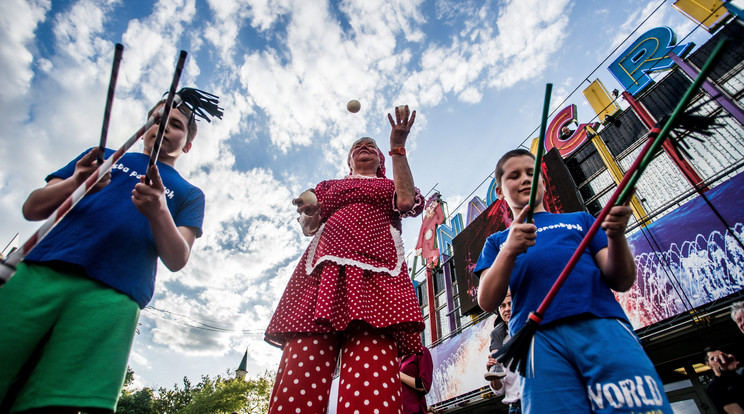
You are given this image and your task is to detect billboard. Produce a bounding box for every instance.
[452,199,512,315]
[427,314,496,406]
[618,171,744,328]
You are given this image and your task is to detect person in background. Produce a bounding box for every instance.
[487,292,521,414]
[484,309,507,381]
[704,348,744,414]
[401,346,434,414]
[731,302,744,335]
[560,125,574,139]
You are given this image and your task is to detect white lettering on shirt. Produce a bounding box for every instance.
[113,162,175,199]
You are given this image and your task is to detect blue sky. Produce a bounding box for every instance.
[0,0,732,390]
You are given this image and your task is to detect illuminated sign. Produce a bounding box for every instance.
[608,26,693,96]
[466,196,487,225]
[435,179,500,263]
[544,104,600,157]
[436,214,464,258]
[485,178,498,205]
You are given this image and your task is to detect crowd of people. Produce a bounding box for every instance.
[0,93,742,414]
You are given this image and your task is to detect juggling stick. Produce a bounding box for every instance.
[0,51,191,284]
[495,38,729,376]
[97,43,124,165]
[145,50,187,185]
[526,83,552,223]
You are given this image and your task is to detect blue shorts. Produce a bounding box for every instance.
[522,317,672,414]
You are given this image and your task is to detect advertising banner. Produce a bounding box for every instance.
[618,171,744,328]
[426,315,496,405]
[452,199,512,315]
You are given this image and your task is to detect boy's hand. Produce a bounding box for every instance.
[502,205,537,257]
[73,148,111,193]
[132,165,167,219]
[602,204,632,239]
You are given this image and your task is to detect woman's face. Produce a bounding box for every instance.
[348,138,380,174]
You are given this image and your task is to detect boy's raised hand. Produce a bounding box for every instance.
[73,148,111,193]
[132,165,167,219]
[602,204,632,239]
[502,204,537,256]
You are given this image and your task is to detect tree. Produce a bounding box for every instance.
[179,371,273,414]
[240,371,273,414]
[117,366,155,414]
[152,376,198,413]
[117,387,155,414]
[117,368,274,414]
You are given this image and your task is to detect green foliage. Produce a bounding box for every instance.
[123,366,135,388]
[117,367,274,414]
[117,367,155,414]
[152,376,197,413]
[117,387,155,414]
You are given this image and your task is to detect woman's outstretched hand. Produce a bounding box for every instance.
[388,105,416,148]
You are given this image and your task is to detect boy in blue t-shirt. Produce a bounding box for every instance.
[474,149,672,413]
[0,96,206,413]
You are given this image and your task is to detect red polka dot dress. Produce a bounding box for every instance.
[265,175,426,356]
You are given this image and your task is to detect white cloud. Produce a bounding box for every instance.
[140,160,305,355]
[404,0,572,110]
[0,0,51,241]
[0,0,50,107]
[245,0,293,32]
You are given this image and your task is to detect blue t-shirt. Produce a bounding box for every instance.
[25,148,205,308]
[474,211,629,335]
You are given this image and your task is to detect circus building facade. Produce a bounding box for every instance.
[409,3,744,413]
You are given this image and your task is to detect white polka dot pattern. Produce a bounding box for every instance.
[266,177,426,356]
[267,324,404,414]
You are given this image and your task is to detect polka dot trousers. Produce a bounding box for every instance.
[269,324,403,414]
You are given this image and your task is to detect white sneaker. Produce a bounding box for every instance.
[484,363,506,380]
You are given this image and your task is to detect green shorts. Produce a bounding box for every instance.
[0,262,140,412]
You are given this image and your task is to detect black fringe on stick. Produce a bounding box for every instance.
[666,112,724,160]
[495,311,542,376]
[175,87,224,123]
